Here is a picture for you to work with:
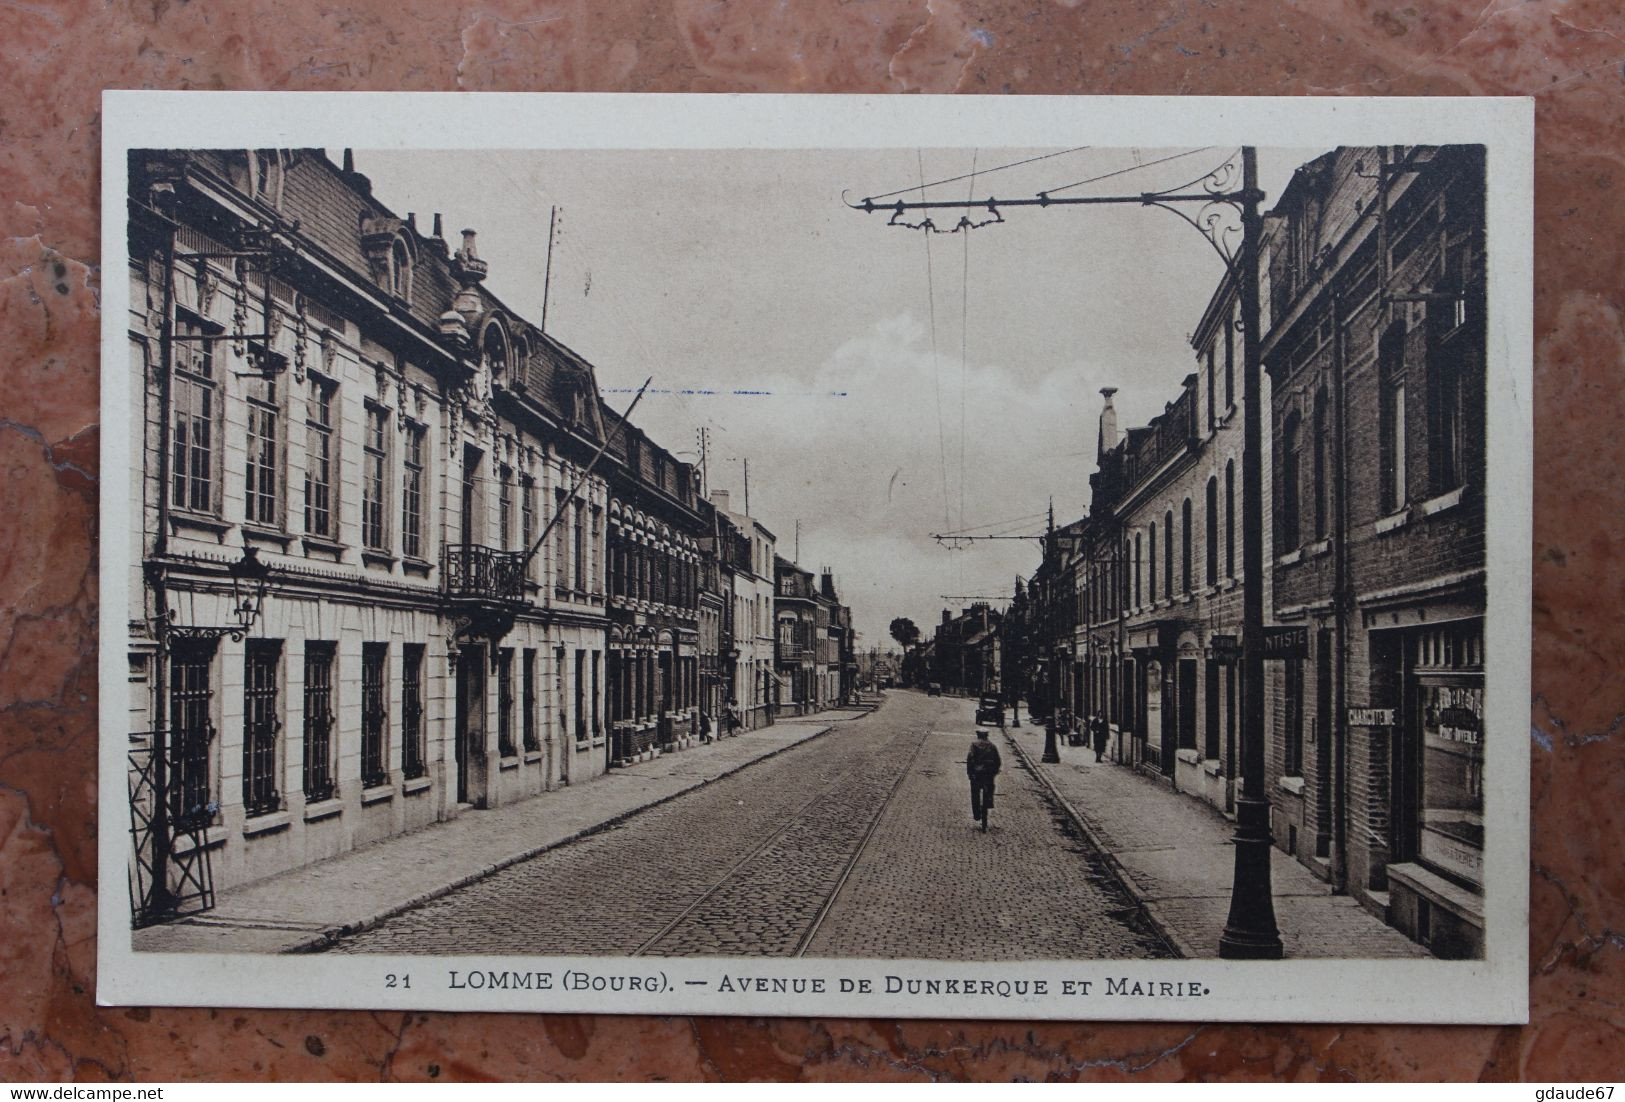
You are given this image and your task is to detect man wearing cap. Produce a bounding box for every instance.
[966,728,1002,832]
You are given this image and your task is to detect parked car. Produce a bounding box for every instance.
[927,681,943,696]
[975,695,1005,727]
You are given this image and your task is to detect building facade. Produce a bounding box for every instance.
[126,149,617,914]
[603,423,704,762]
[714,491,777,730]
[1262,145,1487,957]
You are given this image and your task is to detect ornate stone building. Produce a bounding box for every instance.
[126,148,614,918]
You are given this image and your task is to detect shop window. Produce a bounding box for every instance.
[1413,624,1484,888]
[1283,656,1304,777]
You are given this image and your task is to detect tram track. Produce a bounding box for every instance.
[631,722,931,958]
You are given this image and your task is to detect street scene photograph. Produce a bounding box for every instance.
[115,128,1496,974]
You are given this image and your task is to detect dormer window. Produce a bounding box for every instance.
[389,238,413,299]
[481,321,509,384]
[360,217,415,301]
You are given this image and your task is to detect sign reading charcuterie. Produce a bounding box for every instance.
[1347,708,1396,726]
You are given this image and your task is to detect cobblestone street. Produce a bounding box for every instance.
[334,692,1173,959]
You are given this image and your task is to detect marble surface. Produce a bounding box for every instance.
[2,0,1621,1082]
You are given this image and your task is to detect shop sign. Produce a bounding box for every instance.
[1261,625,1308,659]
[1211,634,1240,661]
[1348,707,1395,726]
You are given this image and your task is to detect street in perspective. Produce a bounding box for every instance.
[124,140,1486,964]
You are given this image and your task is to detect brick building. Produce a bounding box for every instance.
[1262,145,1487,957]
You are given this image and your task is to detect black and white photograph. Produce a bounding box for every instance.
[99,93,1532,1021]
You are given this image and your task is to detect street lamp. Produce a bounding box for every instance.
[849,148,1283,958]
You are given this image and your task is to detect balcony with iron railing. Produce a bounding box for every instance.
[443,543,527,604]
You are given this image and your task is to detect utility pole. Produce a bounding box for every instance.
[1218,148,1284,958]
[743,458,750,517]
[540,205,557,334]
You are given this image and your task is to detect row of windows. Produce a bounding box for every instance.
[171,310,432,558]
[607,530,697,609]
[169,639,619,826]
[170,310,609,588]
[1281,309,1472,550]
[171,639,429,827]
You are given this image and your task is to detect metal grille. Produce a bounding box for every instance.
[497,648,516,757]
[170,645,217,830]
[401,644,426,780]
[303,642,337,802]
[362,643,389,788]
[242,642,282,816]
[522,649,538,752]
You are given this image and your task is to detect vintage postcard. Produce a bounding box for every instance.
[98,92,1533,1021]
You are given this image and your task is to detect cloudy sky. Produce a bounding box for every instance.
[355,145,1321,651]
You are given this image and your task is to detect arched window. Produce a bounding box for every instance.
[1134,531,1143,607]
[1225,459,1236,579]
[482,321,509,383]
[1181,498,1193,594]
[1163,509,1174,600]
[1148,523,1157,602]
[1205,476,1218,586]
[390,238,412,299]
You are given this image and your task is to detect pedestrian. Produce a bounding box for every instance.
[726,698,741,737]
[966,728,1002,832]
[700,709,713,744]
[1092,713,1109,762]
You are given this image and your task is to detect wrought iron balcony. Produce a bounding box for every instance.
[443,543,527,604]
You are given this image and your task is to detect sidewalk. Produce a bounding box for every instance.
[136,712,864,954]
[1004,727,1428,959]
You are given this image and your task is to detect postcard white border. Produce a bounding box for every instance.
[98,91,1533,1023]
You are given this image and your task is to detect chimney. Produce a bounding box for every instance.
[942,609,953,625]
[1097,386,1119,459]
[712,489,731,515]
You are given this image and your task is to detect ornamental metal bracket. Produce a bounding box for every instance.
[846,147,1257,275]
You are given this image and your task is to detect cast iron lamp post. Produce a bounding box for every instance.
[850,147,1283,958]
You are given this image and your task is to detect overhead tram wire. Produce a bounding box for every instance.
[959,149,976,552]
[919,150,952,532]
[1040,146,1215,195]
[861,146,1091,204]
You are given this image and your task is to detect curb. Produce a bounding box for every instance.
[284,720,843,953]
[1002,731,1197,960]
